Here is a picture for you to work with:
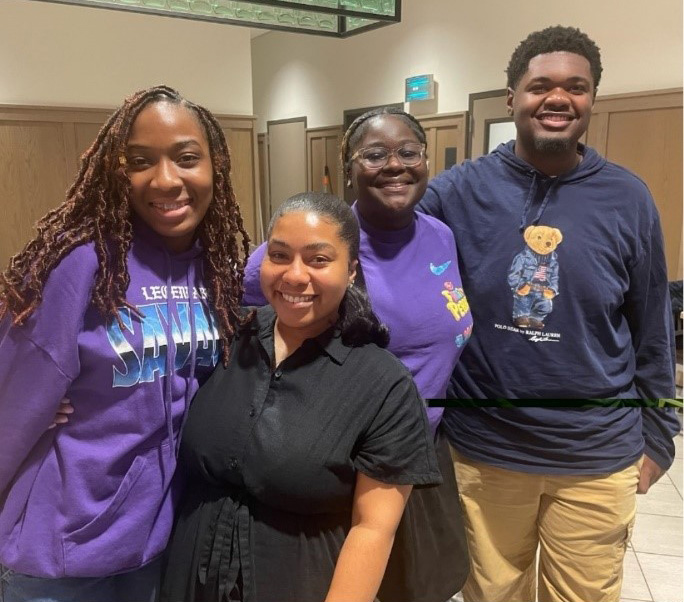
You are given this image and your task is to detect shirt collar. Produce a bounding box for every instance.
[251,305,352,365]
[310,328,352,365]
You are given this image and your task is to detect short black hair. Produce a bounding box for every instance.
[506,26,602,91]
[340,107,427,178]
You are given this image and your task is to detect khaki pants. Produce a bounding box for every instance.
[451,449,641,602]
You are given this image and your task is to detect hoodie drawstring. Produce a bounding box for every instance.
[161,257,175,479]
[519,171,538,232]
[519,173,561,232]
[175,260,198,457]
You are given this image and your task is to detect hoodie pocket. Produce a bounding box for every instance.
[61,447,168,576]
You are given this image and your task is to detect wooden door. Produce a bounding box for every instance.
[418,112,467,178]
[220,116,261,246]
[306,126,343,198]
[267,117,307,215]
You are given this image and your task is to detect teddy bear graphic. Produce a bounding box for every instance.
[507,225,563,330]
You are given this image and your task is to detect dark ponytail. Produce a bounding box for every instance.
[267,192,389,348]
[336,282,389,348]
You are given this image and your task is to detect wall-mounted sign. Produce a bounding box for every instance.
[405,74,434,102]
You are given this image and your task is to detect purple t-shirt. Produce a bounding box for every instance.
[353,205,472,429]
[243,205,473,432]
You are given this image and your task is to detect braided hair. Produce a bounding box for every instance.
[0,85,250,363]
[339,107,427,181]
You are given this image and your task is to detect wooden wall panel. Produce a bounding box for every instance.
[222,126,256,246]
[417,113,467,178]
[0,105,259,266]
[0,121,70,266]
[604,108,682,280]
[587,89,683,280]
[73,122,104,171]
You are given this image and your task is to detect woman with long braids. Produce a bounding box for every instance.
[242,107,472,602]
[0,85,249,602]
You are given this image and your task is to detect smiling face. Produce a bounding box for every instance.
[508,51,594,172]
[349,115,428,230]
[126,101,213,253]
[260,210,356,341]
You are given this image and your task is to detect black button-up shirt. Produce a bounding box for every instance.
[162,306,440,602]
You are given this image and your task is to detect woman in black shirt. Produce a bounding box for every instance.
[162,192,441,602]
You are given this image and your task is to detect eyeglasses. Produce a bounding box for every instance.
[350,143,426,170]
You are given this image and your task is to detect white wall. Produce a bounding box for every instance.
[252,0,683,131]
[0,0,253,114]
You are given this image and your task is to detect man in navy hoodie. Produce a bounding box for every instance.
[418,26,679,602]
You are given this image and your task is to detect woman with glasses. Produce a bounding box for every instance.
[243,107,472,602]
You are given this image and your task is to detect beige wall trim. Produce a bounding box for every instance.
[591,88,682,106]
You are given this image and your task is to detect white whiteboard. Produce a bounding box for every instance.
[487,121,517,153]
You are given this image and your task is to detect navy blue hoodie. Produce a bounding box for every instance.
[418,141,678,473]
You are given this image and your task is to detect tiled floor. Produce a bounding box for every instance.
[450,429,684,602]
[621,430,683,602]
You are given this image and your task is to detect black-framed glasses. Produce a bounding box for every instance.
[350,143,426,169]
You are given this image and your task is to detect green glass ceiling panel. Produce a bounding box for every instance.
[339,0,395,16]
[287,0,396,17]
[344,15,374,30]
[35,0,400,36]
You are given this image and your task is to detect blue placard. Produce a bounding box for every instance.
[405,74,434,102]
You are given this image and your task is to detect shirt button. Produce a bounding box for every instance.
[249,408,256,417]
[274,369,283,379]
[229,457,238,470]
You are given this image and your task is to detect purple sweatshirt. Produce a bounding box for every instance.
[243,205,473,431]
[0,222,219,578]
